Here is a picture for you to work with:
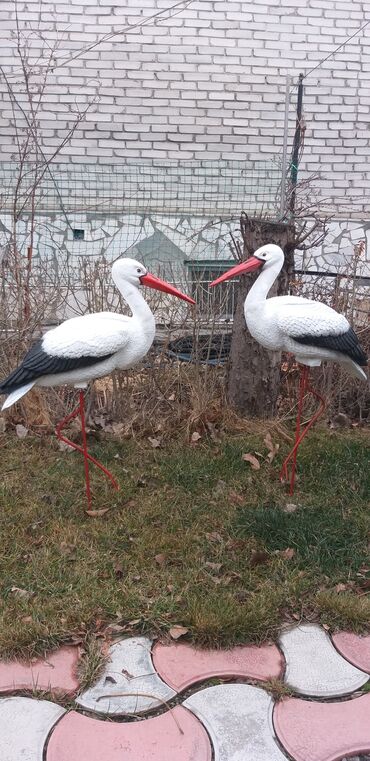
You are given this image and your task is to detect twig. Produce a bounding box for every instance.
[96,691,184,734]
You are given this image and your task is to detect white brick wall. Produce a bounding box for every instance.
[0,0,369,215]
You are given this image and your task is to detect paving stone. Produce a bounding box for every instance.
[273,693,370,761]
[76,636,176,715]
[0,646,80,695]
[0,696,65,760]
[279,624,368,697]
[332,632,370,673]
[152,641,283,691]
[46,705,212,761]
[184,683,287,761]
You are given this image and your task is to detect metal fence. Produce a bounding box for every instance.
[0,158,283,217]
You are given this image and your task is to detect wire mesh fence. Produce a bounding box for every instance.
[0,158,283,216]
[0,158,284,324]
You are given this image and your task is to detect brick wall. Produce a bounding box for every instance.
[0,0,369,216]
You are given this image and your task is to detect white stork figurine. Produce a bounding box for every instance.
[0,258,195,510]
[210,244,368,494]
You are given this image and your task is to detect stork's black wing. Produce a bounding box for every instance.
[293,327,367,366]
[0,340,114,393]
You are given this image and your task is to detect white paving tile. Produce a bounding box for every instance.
[279,624,369,697]
[76,636,176,715]
[183,684,286,761]
[0,696,65,761]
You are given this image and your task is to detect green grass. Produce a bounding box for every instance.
[0,428,369,658]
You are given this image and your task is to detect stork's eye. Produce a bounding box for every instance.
[137,268,142,273]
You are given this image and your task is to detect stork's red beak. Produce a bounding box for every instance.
[140,272,195,305]
[209,256,263,287]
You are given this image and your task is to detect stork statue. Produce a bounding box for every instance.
[0,258,195,510]
[210,244,367,494]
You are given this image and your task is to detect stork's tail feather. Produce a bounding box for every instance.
[1,382,36,410]
[344,360,368,381]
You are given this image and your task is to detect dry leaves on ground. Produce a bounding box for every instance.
[169,625,189,640]
[264,432,279,463]
[85,508,110,517]
[154,553,166,567]
[15,424,28,439]
[242,452,260,470]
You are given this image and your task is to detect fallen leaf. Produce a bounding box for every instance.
[168,392,176,401]
[58,440,74,453]
[110,422,125,436]
[242,453,260,470]
[332,412,350,428]
[264,432,279,462]
[190,431,201,444]
[9,586,35,599]
[21,615,33,624]
[264,432,274,451]
[148,437,161,448]
[121,668,134,680]
[169,625,189,640]
[250,550,270,568]
[60,542,76,554]
[154,553,166,567]
[226,538,247,551]
[15,424,28,439]
[280,547,296,560]
[105,623,127,635]
[104,675,117,685]
[282,503,298,514]
[204,562,222,572]
[59,542,77,560]
[229,490,245,506]
[205,531,223,543]
[93,415,107,429]
[214,479,227,495]
[114,562,124,579]
[85,508,110,517]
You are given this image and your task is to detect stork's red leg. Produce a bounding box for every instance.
[280,365,309,494]
[78,390,92,510]
[55,393,119,510]
[280,366,326,495]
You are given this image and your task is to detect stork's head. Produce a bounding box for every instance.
[112,257,195,304]
[209,244,284,287]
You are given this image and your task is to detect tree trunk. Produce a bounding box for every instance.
[227,215,295,418]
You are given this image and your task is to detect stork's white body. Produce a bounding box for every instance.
[243,247,367,380]
[39,310,155,388]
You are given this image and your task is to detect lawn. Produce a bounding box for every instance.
[0,427,369,658]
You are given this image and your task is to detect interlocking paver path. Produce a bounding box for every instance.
[0,625,369,760]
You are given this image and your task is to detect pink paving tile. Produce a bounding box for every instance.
[46,706,212,761]
[152,641,283,691]
[0,646,79,695]
[332,632,370,673]
[273,693,370,761]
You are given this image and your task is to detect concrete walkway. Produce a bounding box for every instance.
[0,624,369,760]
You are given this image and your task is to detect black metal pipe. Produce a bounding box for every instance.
[290,73,304,214]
